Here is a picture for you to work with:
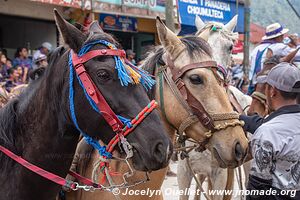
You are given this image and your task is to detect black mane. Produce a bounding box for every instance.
[0,99,18,150]
[142,35,212,76]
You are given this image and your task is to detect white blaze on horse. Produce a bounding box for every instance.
[177,15,252,200]
[63,17,248,200]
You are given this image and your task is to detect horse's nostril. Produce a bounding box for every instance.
[153,142,166,164]
[234,142,244,162]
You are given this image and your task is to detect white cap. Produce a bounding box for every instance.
[42,42,52,51]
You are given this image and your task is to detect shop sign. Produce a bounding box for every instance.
[31,0,92,9]
[177,0,244,32]
[99,14,138,32]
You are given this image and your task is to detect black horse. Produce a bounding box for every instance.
[0,10,171,200]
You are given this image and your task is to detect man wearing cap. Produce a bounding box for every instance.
[242,63,300,199]
[33,42,52,69]
[248,23,295,94]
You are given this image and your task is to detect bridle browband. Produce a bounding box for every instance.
[71,49,125,134]
[159,52,244,150]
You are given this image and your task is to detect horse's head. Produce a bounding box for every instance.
[248,55,284,117]
[156,18,248,168]
[54,10,172,171]
[195,15,238,70]
[248,82,268,117]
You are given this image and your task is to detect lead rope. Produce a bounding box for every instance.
[186,156,212,200]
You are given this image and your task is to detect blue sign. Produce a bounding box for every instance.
[178,0,244,33]
[99,14,138,32]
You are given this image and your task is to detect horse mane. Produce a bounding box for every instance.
[142,35,212,76]
[257,55,281,76]
[0,99,19,150]
[196,22,239,41]
[0,46,69,169]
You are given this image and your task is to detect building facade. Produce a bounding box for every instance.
[0,0,166,61]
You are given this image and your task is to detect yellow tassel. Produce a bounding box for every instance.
[126,65,141,84]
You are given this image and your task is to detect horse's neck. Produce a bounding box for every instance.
[152,67,177,141]
[0,67,80,199]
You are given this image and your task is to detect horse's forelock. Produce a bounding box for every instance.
[142,36,212,76]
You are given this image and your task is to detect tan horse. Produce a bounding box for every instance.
[177,15,245,200]
[63,18,248,200]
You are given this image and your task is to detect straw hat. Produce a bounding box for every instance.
[262,23,289,40]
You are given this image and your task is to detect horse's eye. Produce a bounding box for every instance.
[189,74,203,85]
[229,44,233,52]
[97,70,111,81]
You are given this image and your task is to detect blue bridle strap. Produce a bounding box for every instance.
[68,39,154,158]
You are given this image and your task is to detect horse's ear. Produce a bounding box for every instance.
[280,48,300,63]
[225,15,238,32]
[156,17,184,57]
[198,28,210,41]
[195,15,205,31]
[54,9,85,53]
[89,21,104,33]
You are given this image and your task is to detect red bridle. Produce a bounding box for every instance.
[72,49,125,133]
[0,48,158,191]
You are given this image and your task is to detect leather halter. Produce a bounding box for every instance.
[165,55,238,132]
[159,54,242,148]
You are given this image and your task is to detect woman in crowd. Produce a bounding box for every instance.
[13,47,32,83]
[0,53,9,82]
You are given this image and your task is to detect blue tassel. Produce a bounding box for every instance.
[117,115,132,128]
[68,39,156,159]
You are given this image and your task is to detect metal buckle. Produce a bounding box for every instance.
[72,182,96,192]
[202,115,211,126]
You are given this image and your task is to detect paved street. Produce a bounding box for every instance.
[161,162,246,200]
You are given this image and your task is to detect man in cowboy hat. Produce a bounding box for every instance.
[33,42,52,69]
[248,23,296,94]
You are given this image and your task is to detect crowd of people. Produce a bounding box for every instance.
[235,22,300,200]
[230,22,300,95]
[0,42,51,92]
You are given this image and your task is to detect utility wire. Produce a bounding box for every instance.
[286,0,300,20]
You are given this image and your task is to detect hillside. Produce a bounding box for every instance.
[251,0,300,34]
